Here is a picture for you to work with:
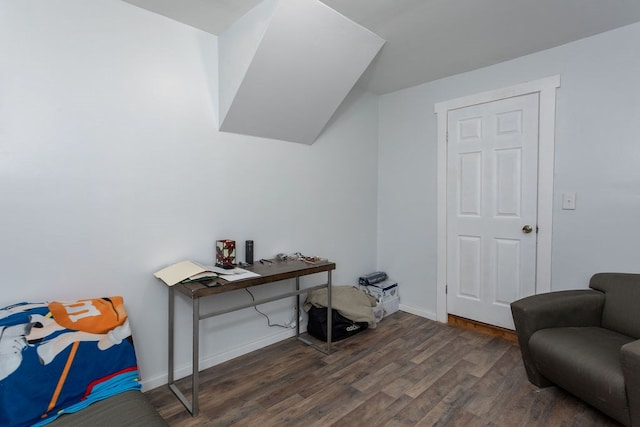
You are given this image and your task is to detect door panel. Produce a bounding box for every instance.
[447,93,539,329]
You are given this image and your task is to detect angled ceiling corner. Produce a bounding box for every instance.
[218,0,385,144]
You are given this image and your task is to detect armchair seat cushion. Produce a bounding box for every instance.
[530,326,633,425]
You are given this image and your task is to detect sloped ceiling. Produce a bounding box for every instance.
[121,0,640,143]
[123,0,640,94]
[218,0,384,144]
[122,0,263,35]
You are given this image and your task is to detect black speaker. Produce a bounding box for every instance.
[245,240,254,264]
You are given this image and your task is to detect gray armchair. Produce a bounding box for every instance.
[511,273,640,426]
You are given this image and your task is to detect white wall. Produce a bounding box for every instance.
[0,0,379,389]
[378,22,640,318]
[5,0,639,393]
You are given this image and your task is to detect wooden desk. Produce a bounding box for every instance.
[167,259,336,416]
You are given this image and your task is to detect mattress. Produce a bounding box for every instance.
[50,390,167,426]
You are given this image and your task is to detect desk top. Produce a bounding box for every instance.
[173,259,336,298]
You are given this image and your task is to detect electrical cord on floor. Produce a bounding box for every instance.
[245,288,289,328]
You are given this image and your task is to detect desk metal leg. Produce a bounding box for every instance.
[168,287,175,384]
[167,292,200,416]
[293,271,333,354]
[327,270,332,353]
[192,297,200,416]
[295,277,300,337]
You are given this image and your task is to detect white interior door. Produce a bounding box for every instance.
[446,93,539,329]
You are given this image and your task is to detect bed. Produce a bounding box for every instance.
[0,296,166,426]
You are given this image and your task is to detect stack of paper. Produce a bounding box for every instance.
[182,271,218,283]
[218,268,260,282]
[154,261,218,286]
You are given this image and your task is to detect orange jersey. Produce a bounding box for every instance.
[48,297,127,334]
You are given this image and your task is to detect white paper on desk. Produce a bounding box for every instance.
[198,265,230,275]
[195,265,246,275]
[154,261,207,286]
[219,268,260,281]
[212,266,256,275]
[208,266,242,275]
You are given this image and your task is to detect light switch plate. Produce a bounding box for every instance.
[562,192,577,210]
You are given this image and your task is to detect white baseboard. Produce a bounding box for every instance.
[399,304,437,321]
[141,328,298,391]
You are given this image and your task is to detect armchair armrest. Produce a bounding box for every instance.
[510,290,605,386]
[622,339,640,426]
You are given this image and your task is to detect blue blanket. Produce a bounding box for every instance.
[0,297,141,426]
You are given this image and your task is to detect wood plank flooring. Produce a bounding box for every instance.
[145,311,620,426]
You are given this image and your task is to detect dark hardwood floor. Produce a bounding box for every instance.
[145,311,620,426]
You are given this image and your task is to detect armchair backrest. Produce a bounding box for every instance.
[590,272,640,339]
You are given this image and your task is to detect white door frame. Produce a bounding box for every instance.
[434,75,561,324]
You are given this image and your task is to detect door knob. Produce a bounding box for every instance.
[522,225,533,234]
